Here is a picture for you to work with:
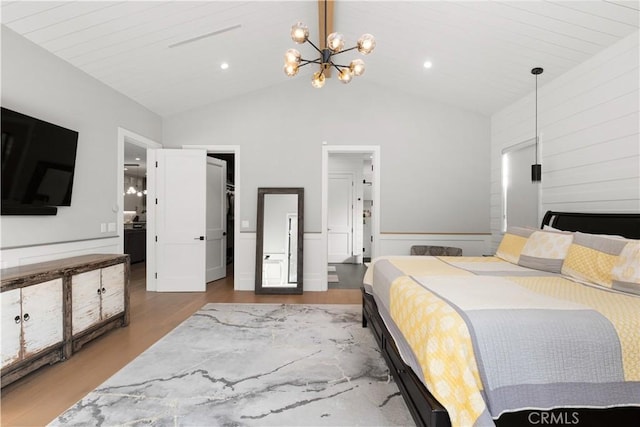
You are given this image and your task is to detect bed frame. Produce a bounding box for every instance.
[362,211,640,427]
[541,211,640,239]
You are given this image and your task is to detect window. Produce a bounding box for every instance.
[502,139,539,231]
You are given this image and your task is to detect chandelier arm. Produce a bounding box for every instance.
[298,59,321,68]
[305,38,323,54]
[332,46,358,56]
[331,63,345,73]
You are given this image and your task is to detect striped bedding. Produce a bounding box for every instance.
[363,256,640,427]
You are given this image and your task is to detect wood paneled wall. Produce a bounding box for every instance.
[489,31,640,251]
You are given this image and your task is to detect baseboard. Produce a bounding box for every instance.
[236,232,326,292]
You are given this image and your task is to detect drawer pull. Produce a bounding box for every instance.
[14,315,21,324]
[97,288,102,294]
[23,313,30,321]
[102,287,106,293]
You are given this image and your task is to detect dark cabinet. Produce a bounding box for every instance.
[124,228,146,263]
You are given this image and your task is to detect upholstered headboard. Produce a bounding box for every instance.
[541,211,640,239]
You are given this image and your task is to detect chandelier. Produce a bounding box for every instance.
[283,1,376,88]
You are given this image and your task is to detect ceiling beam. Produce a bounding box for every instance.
[318,0,334,77]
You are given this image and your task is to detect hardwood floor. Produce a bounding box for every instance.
[1,262,361,426]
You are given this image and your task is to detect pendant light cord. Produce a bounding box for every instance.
[535,74,538,164]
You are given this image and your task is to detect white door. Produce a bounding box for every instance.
[1,288,22,367]
[156,149,207,292]
[21,279,63,355]
[328,173,353,263]
[206,157,227,283]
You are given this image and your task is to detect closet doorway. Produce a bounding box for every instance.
[181,145,240,290]
[208,153,235,275]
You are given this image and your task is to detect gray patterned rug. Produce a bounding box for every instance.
[51,304,414,426]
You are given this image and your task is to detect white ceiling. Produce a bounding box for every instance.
[2,0,639,121]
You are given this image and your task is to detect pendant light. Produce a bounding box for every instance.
[126,167,137,195]
[125,163,143,195]
[531,67,543,182]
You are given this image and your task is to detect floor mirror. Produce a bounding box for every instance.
[255,187,304,294]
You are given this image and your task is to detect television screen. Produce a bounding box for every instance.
[1,107,79,208]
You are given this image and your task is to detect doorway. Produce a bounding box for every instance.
[123,146,147,264]
[117,128,161,291]
[181,145,241,290]
[208,152,235,275]
[321,145,380,291]
[328,170,359,263]
[502,139,540,231]
[141,144,239,292]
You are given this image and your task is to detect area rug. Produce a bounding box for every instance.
[50,304,414,426]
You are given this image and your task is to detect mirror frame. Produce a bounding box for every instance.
[255,187,304,294]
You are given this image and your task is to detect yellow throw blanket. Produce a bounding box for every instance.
[390,276,488,426]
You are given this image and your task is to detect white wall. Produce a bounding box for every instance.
[1,27,162,266]
[490,31,640,251]
[163,77,491,235]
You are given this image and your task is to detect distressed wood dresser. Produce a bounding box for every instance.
[1,254,130,387]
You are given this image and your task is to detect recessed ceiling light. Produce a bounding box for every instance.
[423,61,433,69]
[220,62,229,70]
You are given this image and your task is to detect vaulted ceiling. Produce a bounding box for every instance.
[2,1,639,118]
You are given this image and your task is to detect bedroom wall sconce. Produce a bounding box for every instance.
[531,67,543,182]
[284,0,375,88]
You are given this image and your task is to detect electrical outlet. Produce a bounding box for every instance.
[107,222,116,232]
[241,220,249,228]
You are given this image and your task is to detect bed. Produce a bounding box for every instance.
[361,211,640,427]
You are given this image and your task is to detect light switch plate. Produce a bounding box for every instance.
[241,220,249,228]
[100,223,107,233]
[107,222,116,232]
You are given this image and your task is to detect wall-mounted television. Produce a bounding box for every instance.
[1,107,79,215]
